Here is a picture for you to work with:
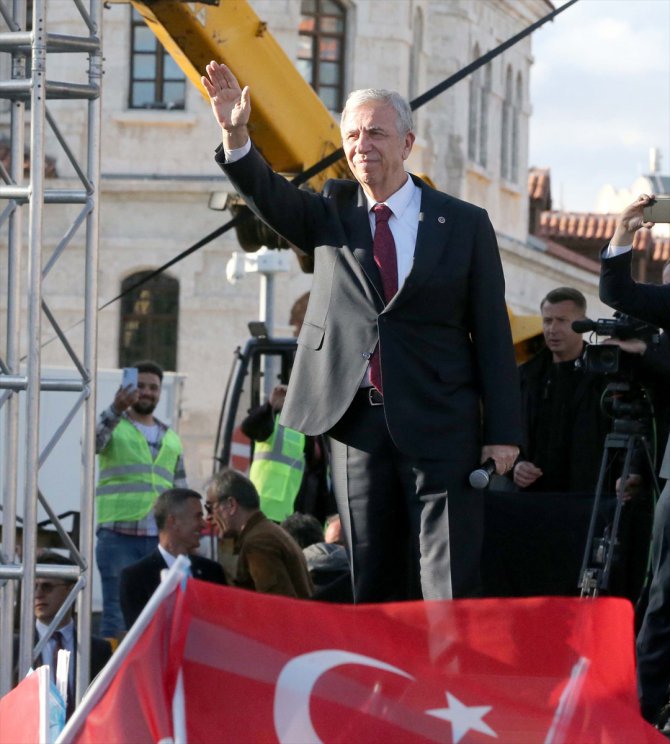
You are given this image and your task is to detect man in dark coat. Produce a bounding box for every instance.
[513,287,610,494]
[202,61,521,604]
[120,488,227,628]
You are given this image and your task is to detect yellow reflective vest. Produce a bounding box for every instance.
[96,418,182,524]
[249,415,305,522]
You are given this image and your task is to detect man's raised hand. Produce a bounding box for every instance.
[202,61,250,138]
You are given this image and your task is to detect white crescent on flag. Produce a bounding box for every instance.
[273,650,414,744]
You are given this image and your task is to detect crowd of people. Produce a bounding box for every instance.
[21,69,670,731]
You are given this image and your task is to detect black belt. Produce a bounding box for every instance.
[356,387,384,406]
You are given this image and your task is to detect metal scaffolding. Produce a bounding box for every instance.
[0,0,102,704]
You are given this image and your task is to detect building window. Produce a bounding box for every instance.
[467,46,491,168]
[500,65,513,181]
[129,8,186,110]
[119,271,179,371]
[297,0,346,113]
[511,72,523,183]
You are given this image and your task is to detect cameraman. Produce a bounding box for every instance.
[600,194,670,725]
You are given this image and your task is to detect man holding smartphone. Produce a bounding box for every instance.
[600,194,670,726]
[95,360,187,639]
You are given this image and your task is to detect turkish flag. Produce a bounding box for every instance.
[173,584,661,744]
[66,579,664,744]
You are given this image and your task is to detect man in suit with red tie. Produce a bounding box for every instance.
[202,61,521,603]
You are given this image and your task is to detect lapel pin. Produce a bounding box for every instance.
[438,216,446,224]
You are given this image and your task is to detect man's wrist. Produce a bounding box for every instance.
[222,125,249,151]
[611,226,637,247]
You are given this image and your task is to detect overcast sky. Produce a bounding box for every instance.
[529,0,670,213]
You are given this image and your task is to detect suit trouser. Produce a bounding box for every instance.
[328,390,483,603]
[637,480,670,721]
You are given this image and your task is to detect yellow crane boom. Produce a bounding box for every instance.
[128,0,350,191]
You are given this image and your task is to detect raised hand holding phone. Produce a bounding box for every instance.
[113,368,139,414]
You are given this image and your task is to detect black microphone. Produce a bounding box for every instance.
[571,318,597,334]
[469,458,497,489]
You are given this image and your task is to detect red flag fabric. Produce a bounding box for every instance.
[0,669,41,744]
[68,580,665,744]
[68,591,185,744]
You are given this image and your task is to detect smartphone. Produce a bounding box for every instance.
[643,195,670,223]
[121,367,138,392]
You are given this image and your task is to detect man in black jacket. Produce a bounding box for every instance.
[513,287,609,494]
[120,488,227,628]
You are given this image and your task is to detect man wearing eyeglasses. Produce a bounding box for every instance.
[206,469,313,599]
[13,551,112,718]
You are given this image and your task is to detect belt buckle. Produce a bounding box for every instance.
[368,387,383,406]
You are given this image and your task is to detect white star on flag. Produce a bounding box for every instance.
[425,691,497,743]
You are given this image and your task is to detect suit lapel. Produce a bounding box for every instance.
[347,187,385,306]
[387,178,455,311]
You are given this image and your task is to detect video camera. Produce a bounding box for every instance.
[572,313,660,375]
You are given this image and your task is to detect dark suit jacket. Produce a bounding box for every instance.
[218,145,521,462]
[518,345,610,492]
[120,548,227,628]
[13,628,112,699]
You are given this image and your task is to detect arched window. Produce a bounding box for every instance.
[118,271,179,371]
[408,7,424,103]
[500,65,513,180]
[468,46,491,168]
[511,72,523,183]
[467,45,481,162]
[298,0,346,113]
[478,64,491,168]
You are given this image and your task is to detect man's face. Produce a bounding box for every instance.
[170,498,205,554]
[34,579,73,625]
[132,372,161,416]
[541,300,585,362]
[206,488,237,538]
[340,100,414,200]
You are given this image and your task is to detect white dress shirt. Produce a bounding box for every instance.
[603,242,633,258]
[365,174,421,291]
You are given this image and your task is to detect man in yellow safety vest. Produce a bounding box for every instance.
[95,360,187,638]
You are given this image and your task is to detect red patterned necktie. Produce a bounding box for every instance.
[369,204,398,393]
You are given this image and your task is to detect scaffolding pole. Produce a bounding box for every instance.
[0,0,102,703]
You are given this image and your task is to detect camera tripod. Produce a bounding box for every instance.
[579,383,661,598]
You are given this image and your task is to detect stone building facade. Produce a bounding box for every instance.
[0,0,608,488]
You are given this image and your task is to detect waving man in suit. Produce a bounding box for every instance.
[203,61,521,603]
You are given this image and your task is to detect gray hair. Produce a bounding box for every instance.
[207,468,260,511]
[341,89,414,136]
[154,488,202,531]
